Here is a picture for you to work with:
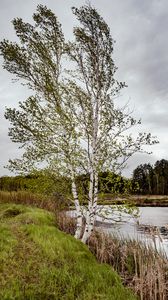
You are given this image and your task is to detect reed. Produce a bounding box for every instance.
[0,191,67,212]
[56,211,76,235]
[88,231,168,300]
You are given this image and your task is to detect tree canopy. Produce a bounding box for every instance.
[133,159,168,195]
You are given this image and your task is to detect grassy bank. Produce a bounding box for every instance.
[1,191,168,299]
[0,202,136,300]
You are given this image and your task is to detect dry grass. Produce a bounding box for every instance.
[98,194,168,206]
[56,212,168,300]
[0,191,69,213]
[88,232,168,300]
[56,211,76,235]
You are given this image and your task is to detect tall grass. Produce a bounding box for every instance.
[57,212,168,300]
[88,232,168,300]
[0,190,69,212]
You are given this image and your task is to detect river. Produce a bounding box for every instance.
[95,206,168,257]
[69,206,168,256]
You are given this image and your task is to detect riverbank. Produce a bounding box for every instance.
[0,202,136,300]
[58,212,168,300]
[98,194,168,206]
[1,192,168,299]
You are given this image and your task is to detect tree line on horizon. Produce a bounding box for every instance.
[1,159,168,196]
[0,171,131,196]
[132,159,168,195]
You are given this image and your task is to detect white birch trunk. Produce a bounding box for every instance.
[81,99,99,243]
[88,172,99,240]
[70,170,83,239]
[81,172,98,243]
[81,209,91,243]
[81,169,94,243]
[91,171,98,226]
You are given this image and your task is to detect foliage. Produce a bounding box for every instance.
[132,159,168,195]
[0,171,137,209]
[0,175,23,191]
[0,171,71,197]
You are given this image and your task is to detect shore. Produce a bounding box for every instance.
[98,194,168,206]
[0,192,167,299]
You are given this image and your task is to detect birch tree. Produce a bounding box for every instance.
[0,4,157,243]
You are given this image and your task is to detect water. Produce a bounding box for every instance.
[96,206,168,256]
[69,206,168,256]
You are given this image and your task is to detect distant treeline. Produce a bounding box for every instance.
[1,159,168,195]
[132,159,168,195]
[0,171,133,196]
[0,173,71,196]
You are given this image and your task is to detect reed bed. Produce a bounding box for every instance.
[88,232,168,300]
[0,190,68,212]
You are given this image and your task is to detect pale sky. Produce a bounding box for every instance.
[0,0,168,177]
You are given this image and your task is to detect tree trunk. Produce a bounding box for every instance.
[81,172,98,243]
[148,175,152,194]
[81,169,94,243]
[162,177,165,195]
[71,176,83,239]
[81,88,99,243]
[155,174,159,194]
[81,208,91,243]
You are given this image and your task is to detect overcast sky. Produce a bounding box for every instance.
[0,0,168,177]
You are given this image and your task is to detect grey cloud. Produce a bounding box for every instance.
[143,108,168,128]
[113,1,168,103]
[122,150,162,178]
[0,0,168,176]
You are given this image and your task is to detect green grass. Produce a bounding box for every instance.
[0,203,136,300]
